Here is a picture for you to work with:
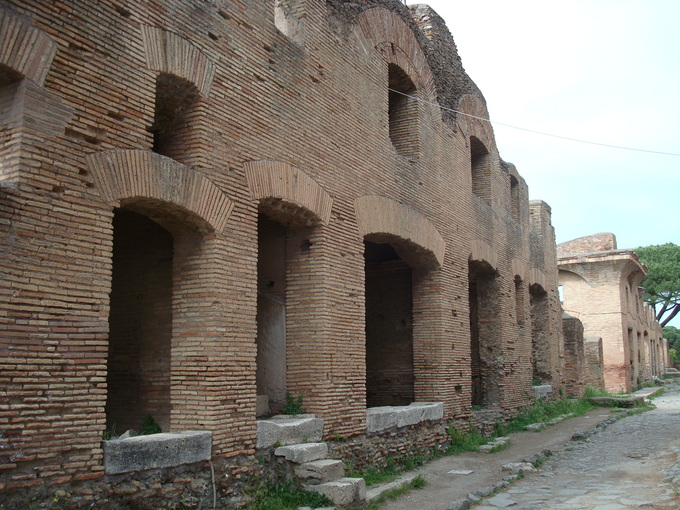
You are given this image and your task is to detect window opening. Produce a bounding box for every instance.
[470,137,491,204]
[510,175,520,222]
[149,73,199,161]
[106,209,173,433]
[365,240,414,407]
[468,261,501,407]
[388,64,419,158]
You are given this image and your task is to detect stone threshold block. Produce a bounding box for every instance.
[256,414,324,449]
[366,402,443,433]
[275,442,328,463]
[295,459,345,484]
[102,430,212,475]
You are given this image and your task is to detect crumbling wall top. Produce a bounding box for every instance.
[557,233,618,258]
[327,0,486,129]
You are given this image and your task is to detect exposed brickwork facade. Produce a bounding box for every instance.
[1,1,565,505]
[558,233,668,392]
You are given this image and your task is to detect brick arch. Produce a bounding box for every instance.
[86,149,234,233]
[459,94,497,155]
[0,8,57,86]
[354,195,445,266]
[140,26,216,97]
[528,268,547,290]
[469,239,498,271]
[244,160,333,225]
[355,7,436,98]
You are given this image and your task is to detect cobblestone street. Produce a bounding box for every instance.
[476,385,680,510]
[378,383,680,510]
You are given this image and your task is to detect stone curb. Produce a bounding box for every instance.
[446,406,644,510]
[664,452,680,494]
[570,406,646,441]
[443,450,552,510]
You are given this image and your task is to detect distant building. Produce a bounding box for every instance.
[558,233,669,392]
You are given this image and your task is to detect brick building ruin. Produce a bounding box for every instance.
[0,0,662,507]
[558,233,669,393]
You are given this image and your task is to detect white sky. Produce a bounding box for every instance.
[414,0,680,251]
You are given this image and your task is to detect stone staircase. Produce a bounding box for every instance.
[257,414,366,508]
[275,442,366,508]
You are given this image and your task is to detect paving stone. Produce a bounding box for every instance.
[484,493,517,507]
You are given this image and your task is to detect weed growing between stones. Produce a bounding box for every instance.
[346,452,431,486]
[102,423,117,440]
[245,480,333,510]
[446,425,489,454]
[139,415,162,435]
[364,475,427,509]
[583,384,632,398]
[280,392,306,415]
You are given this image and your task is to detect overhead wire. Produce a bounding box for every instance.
[388,88,680,157]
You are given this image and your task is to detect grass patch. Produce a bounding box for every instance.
[583,385,617,398]
[347,453,429,486]
[501,397,596,434]
[246,480,333,510]
[446,425,489,454]
[648,388,665,399]
[364,475,427,509]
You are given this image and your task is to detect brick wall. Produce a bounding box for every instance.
[562,314,587,397]
[0,0,565,504]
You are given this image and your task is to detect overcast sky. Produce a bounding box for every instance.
[416,0,680,251]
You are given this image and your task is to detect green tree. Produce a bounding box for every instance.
[635,243,680,327]
[663,325,680,351]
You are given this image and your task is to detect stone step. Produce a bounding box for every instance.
[256,414,324,448]
[305,477,366,507]
[295,459,345,484]
[274,442,328,463]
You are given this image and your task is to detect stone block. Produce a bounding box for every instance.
[526,423,545,432]
[445,498,472,510]
[366,402,443,433]
[305,477,365,507]
[256,415,323,448]
[408,402,444,421]
[502,462,537,473]
[274,443,328,463]
[294,459,344,484]
[366,407,397,433]
[532,384,553,399]
[394,406,423,428]
[102,431,211,475]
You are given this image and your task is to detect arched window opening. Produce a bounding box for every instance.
[364,240,414,407]
[468,260,501,407]
[256,200,321,417]
[470,137,491,204]
[149,73,199,161]
[530,284,551,385]
[256,214,288,417]
[388,63,419,158]
[106,209,173,434]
